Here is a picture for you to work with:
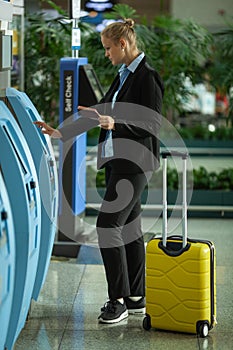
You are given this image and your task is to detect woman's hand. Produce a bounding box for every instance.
[78,106,114,130]
[34,121,62,139]
[98,115,115,130]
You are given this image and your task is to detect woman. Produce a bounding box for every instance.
[35,18,164,324]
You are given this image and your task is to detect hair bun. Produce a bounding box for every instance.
[124,18,135,29]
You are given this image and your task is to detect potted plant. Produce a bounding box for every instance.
[24,0,94,125]
[81,4,213,122]
[206,14,233,127]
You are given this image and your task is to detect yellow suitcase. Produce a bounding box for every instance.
[143,152,217,337]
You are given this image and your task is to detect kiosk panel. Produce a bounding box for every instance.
[0,101,41,349]
[6,87,59,300]
[0,171,15,350]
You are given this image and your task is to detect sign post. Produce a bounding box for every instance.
[54,0,88,257]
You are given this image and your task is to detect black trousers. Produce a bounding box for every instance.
[96,165,152,300]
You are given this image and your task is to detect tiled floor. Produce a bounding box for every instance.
[13,216,233,350]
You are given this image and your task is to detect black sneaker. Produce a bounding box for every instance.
[98,300,128,324]
[124,297,146,315]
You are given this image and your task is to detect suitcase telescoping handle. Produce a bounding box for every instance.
[161,151,189,249]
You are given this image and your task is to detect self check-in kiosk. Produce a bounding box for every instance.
[52,0,104,257]
[0,101,41,350]
[78,64,104,107]
[6,87,59,301]
[54,58,104,257]
[0,171,15,350]
[56,57,88,257]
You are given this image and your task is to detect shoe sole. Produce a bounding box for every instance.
[98,310,128,324]
[128,307,146,315]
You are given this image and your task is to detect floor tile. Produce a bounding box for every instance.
[13,329,63,350]
[59,327,200,350]
[13,218,233,350]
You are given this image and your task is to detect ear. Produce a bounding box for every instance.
[119,38,126,50]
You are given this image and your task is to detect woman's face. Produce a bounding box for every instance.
[101,35,125,66]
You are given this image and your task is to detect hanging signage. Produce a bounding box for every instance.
[72,27,81,50]
[69,0,81,19]
[85,0,114,12]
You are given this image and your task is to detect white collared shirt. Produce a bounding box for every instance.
[102,52,145,158]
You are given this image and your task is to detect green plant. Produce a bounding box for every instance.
[87,126,100,139]
[177,124,233,141]
[207,15,233,125]
[104,3,139,21]
[86,166,105,188]
[90,165,233,191]
[24,9,70,123]
[79,29,117,89]
[177,125,210,140]
[213,126,233,140]
[24,0,93,124]
[148,16,212,120]
[192,167,233,190]
[193,166,210,190]
[215,168,233,190]
[82,4,213,120]
[24,2,232,132]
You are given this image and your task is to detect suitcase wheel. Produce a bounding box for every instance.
[143,314,151,331]
[197,322,209,338]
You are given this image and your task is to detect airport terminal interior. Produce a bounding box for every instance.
[1,0,233,350]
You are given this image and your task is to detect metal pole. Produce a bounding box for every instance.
[162,157,168,247]
[182,157,188,248]
[71,0,81,58]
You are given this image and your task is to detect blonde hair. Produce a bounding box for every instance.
[101,18,137,49]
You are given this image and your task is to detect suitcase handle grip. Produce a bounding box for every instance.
[161,151,188,159]
[158,240,191,257]
[167,235,188,241]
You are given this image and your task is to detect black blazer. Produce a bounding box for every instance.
[60,56,164,174]
[97,56,164,173]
